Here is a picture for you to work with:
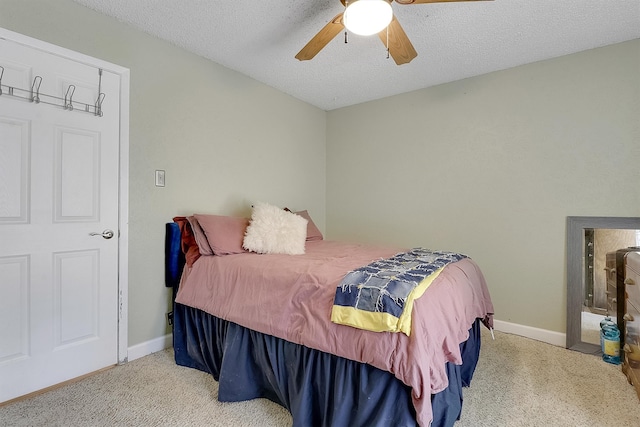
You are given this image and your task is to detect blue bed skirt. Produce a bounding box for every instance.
[173,302,481,427]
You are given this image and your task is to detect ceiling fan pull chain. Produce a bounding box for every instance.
[344,1,349,44]
[386,26,390,59]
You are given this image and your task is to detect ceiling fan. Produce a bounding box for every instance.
[295,0,492,65]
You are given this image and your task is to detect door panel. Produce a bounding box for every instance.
[55,127,100,221]
[0,38,120,402]
[0,116,30,223]
[0,255,29,363]
[54,249,99,346]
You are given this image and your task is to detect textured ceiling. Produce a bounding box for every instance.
[72,0,640,111]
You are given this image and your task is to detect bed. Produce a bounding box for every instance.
[166,206,494,427]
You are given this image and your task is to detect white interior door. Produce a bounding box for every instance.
[0,37,122,402]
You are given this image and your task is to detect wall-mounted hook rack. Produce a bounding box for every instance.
[0,66,106,117]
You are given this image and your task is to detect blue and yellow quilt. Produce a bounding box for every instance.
[331,248,467,336]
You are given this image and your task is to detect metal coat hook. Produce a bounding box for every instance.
[31,75,42,103]
[64,85,76,111]
[94,92,105,117]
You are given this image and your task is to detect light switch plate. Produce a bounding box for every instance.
[155,170,165,187]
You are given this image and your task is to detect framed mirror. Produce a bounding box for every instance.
[566,216,640,353]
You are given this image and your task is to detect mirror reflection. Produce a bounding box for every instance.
[581,229,640,345]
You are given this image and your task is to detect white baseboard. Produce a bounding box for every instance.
[126,334,173,362]
[493,319,566,347]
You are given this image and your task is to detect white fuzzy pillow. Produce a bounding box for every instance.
[243,202,308,255]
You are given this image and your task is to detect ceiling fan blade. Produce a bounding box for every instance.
[295,13,345,61]
[378,16,417,65]
[395,0,493,4]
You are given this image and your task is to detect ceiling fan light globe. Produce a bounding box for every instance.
[344,0,393,36]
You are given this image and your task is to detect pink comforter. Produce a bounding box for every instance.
[175,240,494,427]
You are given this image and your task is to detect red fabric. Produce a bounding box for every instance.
[173,216,201,267]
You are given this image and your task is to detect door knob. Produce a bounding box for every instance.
[89,229,114,239]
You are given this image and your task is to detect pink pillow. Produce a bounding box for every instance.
[193,214,249,256]
[187,216,214,255]
[295,210,323,241]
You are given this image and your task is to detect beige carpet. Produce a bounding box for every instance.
[2,328,639,426]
